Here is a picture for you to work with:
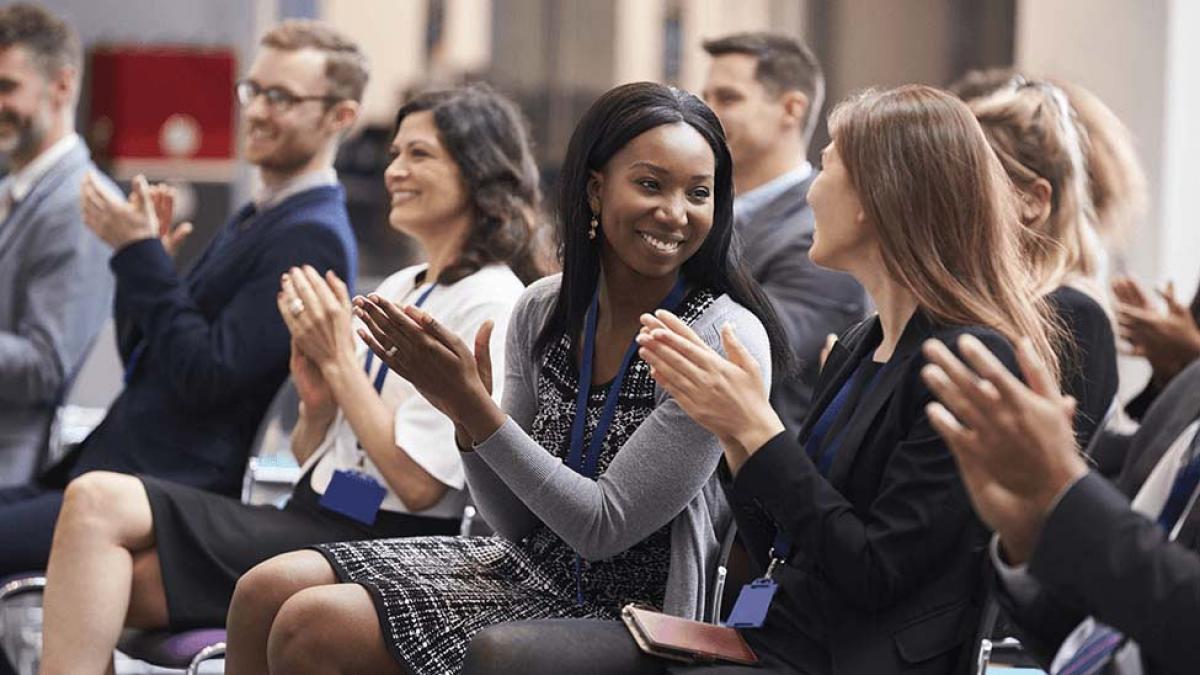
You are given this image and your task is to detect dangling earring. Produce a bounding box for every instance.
[588,213,599,240]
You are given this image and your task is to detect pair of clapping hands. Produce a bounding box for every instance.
[1112,276,1200,384]
[80,172,193,256]
[637,313,1085,567]
[276,273,502,444]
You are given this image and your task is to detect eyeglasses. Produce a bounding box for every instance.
[235,80,340,112]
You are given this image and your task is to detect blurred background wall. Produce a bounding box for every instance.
[33,0,1200,401]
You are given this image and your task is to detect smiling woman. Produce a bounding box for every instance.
[221,81,791,675]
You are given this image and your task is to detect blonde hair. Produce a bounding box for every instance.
[260,20,368,103]
[968,78,1106,304]
[829,85,1062,381]
[1057,81,1147,244]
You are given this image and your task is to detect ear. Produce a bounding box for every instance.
[1021,178,1053,230]
[780,90,809,131]
[586,170,604,215]
[327,99,361,134]
[50,66,77,107]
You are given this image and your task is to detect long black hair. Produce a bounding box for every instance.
[395,83,547,285]
[534,81,793,375]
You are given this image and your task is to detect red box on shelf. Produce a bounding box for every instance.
[87,45,236,181]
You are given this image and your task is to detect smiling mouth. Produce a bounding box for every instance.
[391,191,419,204]
[639,232,683,254]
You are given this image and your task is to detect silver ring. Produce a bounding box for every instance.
[385,345,398,357]
[288,298,304,316]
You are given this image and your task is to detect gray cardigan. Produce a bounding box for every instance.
[462,274,772,620]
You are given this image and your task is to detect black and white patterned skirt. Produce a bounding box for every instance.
[315,534,614,674]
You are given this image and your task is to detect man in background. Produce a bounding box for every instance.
[0,19,364,578]
[0,3,113,488]
[703,32,867,432]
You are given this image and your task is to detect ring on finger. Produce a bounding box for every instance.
[289,298,305,316]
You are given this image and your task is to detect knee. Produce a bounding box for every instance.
[229,552,334,627]
[266,589,343,673]
[59,472,133,531]
[462,622,540,675]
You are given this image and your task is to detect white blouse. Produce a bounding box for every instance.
[301,263,525,520]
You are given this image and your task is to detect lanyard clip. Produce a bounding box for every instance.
[764,547,786,580]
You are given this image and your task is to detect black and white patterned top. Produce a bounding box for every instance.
[521,287,717,609]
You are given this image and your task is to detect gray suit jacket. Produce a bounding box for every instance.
[736,173,868,433]
[0,142,114,485]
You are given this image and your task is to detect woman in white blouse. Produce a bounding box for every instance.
[37,84,545,674]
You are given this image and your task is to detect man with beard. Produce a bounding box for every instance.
[0,18,363,586]
[0,3,113,488]
[702,33,866,433]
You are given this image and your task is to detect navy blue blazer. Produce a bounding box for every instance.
[724,311,1019,674]
[48,184,357,496]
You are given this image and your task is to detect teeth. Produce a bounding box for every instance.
[639,232,681,253]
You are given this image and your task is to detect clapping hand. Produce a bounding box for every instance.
[81,173,158,250]
[1113,276,1200,383]
[142,182,194,257]
[353,293,502,443]
[919,335,1087,565]
[276,266,357,373]
[636,310,780,473]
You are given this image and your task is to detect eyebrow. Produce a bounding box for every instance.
[628,160,713,181]
[390,138,438,153]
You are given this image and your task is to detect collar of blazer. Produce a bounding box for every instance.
[0,142,88,227]
[798,309,938,486]
[736,171,816,237]
[1120,361,1200,536]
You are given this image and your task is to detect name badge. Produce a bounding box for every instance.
[319,469,386,526]
[724,578,779,629]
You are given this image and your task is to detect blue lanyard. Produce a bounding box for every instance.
[363,281,437,393]
[568,277,686,602]
[767,360,890,574]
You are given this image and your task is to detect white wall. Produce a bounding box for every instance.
[1017,0,1200,399]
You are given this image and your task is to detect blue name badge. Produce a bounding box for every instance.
[723,578,779,629]
[319,469,386,526]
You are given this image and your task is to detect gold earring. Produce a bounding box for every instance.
[589,214,599,240]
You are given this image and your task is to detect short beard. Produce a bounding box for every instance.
[0,109,46,166]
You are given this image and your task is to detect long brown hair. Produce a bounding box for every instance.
[829,85,1062,381]
[968,78,1106,304]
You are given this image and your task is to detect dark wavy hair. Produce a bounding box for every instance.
[395,84,547,285]
[534,81,793,375]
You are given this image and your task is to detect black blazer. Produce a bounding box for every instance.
[999,360,1200,675]
[724,311,1018,674]
[44,186,357,496]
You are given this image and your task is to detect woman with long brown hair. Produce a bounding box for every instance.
[463,84,1062,675]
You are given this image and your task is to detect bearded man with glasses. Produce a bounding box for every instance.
[0,18,365,601]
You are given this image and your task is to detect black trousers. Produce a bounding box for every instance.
[0,481,65,675]
[0,481,63,575]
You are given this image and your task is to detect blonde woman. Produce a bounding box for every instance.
[967,77,1119,449]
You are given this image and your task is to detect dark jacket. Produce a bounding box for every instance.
[999,360,1200,675]
[724,311,1017,674]
[736,175,867,434]
[1047,285,1118,452]
[46,185,357,497]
